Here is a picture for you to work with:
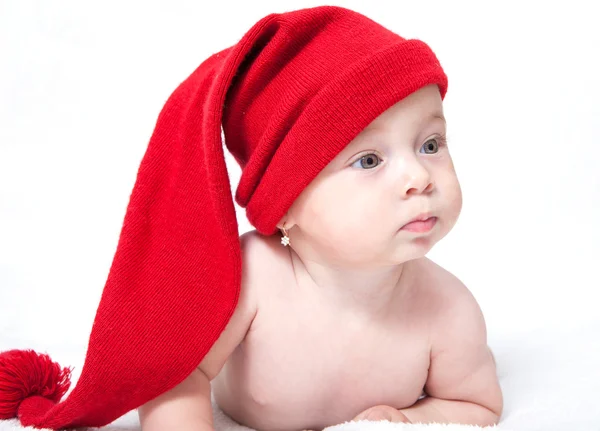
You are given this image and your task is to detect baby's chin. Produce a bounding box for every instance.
[392,223,449,258]
[391,243,436,264]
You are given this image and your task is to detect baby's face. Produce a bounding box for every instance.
[284,84,462,266]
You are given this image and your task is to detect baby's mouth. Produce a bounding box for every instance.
[400,216,437,233]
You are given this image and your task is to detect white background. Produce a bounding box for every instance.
[1,1,599,357]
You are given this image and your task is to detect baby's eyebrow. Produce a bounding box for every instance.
[431,112,446,123]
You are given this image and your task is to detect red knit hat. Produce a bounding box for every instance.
[0,5,447,429]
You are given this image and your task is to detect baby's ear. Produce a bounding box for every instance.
[276,215,295,231]
[276,222,295,230]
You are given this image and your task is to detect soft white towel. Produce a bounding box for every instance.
[0,398,506,431]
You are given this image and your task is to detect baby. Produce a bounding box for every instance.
[0,6,503,431]
[138,83,503,430]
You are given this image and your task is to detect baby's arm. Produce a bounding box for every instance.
[138,232,259,431]
[400,276,503,426]
[137,367,214,431]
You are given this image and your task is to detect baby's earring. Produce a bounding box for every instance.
[280,223,290,247]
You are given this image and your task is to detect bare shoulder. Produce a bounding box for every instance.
[413,257,481,312]
[195,230,276,379]
[240,229,288,260]
[240,229,292,282]
[238,229,277,309]
[243,228,293,275]
[411,258,487,345]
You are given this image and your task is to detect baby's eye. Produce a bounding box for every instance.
[420,138,442,154]
[351,153,381,170]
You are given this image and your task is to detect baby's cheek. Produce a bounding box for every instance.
[444,178,463,228]
[305,197,350,239]
[317,206,373,252]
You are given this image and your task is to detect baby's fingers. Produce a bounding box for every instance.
[353,405,411,423]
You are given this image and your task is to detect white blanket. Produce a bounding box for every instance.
[1,322,599,431]
[0,399,505,431]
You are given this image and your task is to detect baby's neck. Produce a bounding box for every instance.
[287,247,414,320]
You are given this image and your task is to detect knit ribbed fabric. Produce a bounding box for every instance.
[0,5,447,429]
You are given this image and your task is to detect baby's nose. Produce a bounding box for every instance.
[401,165,434,197]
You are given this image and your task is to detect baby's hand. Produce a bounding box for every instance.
[352,405,412,423]
[303,406,411,431]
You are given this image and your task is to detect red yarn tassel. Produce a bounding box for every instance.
[0,349,72,419]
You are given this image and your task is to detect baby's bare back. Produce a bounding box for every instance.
[211,233,446,431]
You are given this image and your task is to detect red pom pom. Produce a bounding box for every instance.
[0,349,72,419]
